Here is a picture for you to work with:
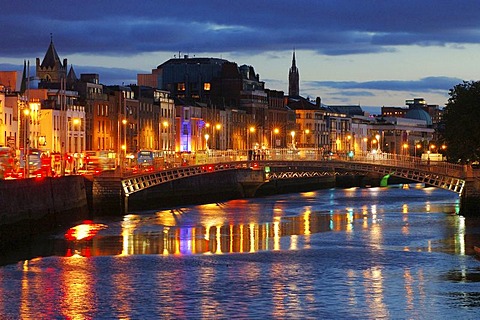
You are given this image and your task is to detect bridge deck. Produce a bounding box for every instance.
[114,151,468,197]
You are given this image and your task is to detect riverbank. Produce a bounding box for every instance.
[0,176,89,249]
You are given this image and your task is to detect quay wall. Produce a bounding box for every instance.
[0,176,89,248]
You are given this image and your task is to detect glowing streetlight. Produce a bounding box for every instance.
[402,143,409,156]
[415,143,422,157]
[272,127,279,148]
[248,126,255,149]
[303,129,310,148]
[204,133,210,150]
[375,134,380,151]
[291,131,296,149]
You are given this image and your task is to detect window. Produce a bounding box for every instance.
[177,83,186,91]
[204,82,211,91]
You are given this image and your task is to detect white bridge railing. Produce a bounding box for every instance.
[119,149,469,197]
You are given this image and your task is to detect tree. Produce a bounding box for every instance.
[443,81,480,164]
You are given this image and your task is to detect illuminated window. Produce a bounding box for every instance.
[177,83,186,91]
[204,82,211,91]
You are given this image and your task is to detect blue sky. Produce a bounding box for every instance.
[1,0,480,113]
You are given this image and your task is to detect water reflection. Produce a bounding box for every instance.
[61,191,465,256]
[65,209,346,257]
[62,185,468,258]
[2,185,480,319]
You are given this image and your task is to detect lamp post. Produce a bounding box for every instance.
[291,131,296,149]
[23,107,30,178]
[215,123,221,150]
[271,128,279,149]
[415,143,422,158]
[303,129,310,148]
[205,133,210,150]
[402,143,409,157]
[375,134,381,152]
[248,126,255,150]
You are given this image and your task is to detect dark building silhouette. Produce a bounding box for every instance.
[288,50,299,97]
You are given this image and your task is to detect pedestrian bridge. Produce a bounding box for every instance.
[119,150,468,197]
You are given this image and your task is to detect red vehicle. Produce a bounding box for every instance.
[0,147,17,179]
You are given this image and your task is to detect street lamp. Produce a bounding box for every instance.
[402,143,409,157]
[162,120,169,153]
[248,126,255,149]
[271,127,279,149]
[215,124,221,150]
[415,143,422,157]
[23,107,30,177]
[291,131,296,149]
[205,133,210,150]
[303,129,310,148]
[375,134,381,152]
[121,118,127,173]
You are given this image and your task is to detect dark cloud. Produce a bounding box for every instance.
[2,1,480,57]
[0,63,142,86]
[306,76,464,92]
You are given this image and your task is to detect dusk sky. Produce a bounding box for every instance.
[2,0,480,113]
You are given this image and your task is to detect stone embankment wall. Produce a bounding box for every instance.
[0,176,89,248]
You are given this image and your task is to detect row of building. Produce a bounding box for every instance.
[0,39,445,165]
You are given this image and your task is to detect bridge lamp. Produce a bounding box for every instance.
[248,126,256,149]
[402,143,409,156]
[204,134,210,150]
[304,129,310,148]
[415,143,422,157]
[375,134,381,151]
[272,128,280,149]
[291,131,296,149]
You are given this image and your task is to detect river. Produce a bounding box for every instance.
[1,184,480,319]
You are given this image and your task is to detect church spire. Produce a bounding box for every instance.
[20,60,27,95]
[288,49,299,97]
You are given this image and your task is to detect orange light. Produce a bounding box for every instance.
[64,221,108,241]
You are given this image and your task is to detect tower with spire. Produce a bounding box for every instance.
[36,34,68,87]
[288,49,299,97]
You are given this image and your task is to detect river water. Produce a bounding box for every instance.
[1,184,480,319]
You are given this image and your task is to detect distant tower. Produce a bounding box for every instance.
[288,49,299,97]
[36,34,67,85]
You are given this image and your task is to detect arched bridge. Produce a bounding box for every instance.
[119,152,468,197]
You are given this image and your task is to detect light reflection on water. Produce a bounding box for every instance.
[64,185,463,258]
[1,184,480,319]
